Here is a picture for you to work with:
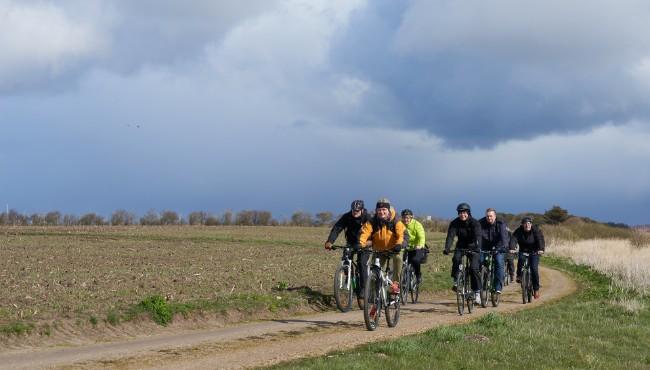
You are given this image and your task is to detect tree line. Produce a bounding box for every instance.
[0,205,630,230]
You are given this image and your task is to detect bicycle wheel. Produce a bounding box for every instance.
[385,284,400,327]
[465,269,474,313]
[480,266,489,308]
[456,270,465,316]
[400,266,410,305]
[521,269,529,304]
[491,269,500,307]
[363,270,381,331]
[333,265,353,312]
[526,272,533,303]
[410,271,419,304]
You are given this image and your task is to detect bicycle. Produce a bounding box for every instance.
[480,248,500,307]
[400,250,419,305]
[454,249,478,315]
[331,245,362,312]
[363,249,401,331]
[520,252,535,304]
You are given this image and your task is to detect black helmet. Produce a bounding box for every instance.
[456,202,471,213]
[521,216,533,224]
[401,209,413,217]
[350,200,364,211]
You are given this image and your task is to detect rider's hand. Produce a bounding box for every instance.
[324,242,332,250]
[392,245,402,253]
[443,249,450,255]
[509,250,517,254]
[538,250,545,255]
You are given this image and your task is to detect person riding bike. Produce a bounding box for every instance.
[401,209,426,285]
[479,208,508,296]
[324,200,371,306]
[443,202,482,304]
[509,216,545,299]
[358,198,406,296]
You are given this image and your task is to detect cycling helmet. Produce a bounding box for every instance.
[456,202,471,213]
[376,197,391,209]
[350,200,364,211]
[401,209,413,217]
[521,216,533,224]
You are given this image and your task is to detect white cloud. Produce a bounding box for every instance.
[0,0,108,89]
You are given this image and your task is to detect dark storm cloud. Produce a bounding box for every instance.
[329,0,650,147]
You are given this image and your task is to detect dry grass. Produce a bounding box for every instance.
[548,238,650,295]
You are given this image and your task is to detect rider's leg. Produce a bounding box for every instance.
[530,254,541,292]
[494,252,505,292]
[451,249,462,285]
[469,251,481,292]
[356,250,370,297]
[392,253,403,283]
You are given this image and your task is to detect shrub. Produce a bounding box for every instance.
[139,295,172,326]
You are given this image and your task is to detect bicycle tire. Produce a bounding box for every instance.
[456,270,465,315]
[333,265,353,312]
[385,286,400,327]
[410,271,419,304]
[400,266,410,305]
[363,270,381,331]
[480,266,489,308]
[466,270,474,314]
[527,273,533,303]
[491,267,500,307]
[521,269,529,304]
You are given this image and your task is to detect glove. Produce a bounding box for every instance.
[443,249,450,255]
[538,250,545,255]
[392,245,402,253]
[324,242,332,250]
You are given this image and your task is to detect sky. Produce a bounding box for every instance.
[1,0,649,225]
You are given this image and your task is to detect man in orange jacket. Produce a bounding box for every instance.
[358,198,406,294]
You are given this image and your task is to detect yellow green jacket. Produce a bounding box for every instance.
[359,208,405,252]
[405,219,426,250]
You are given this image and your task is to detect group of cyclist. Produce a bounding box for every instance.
[325,198,546,308]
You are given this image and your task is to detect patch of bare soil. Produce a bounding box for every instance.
[0,267,576,370]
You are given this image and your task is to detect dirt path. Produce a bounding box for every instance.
[0,267,575,369]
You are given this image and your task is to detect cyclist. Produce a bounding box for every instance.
[443,203,482,304]
[479,208,508,296]
[401,209,426,285]
[509,216,545,299]
[324,200,371,307]
[358,198,406,296]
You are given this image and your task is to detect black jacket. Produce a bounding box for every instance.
[326,210,371,246]
[509,225,545,253]
[479,218,509,252]
[444,217,482,252]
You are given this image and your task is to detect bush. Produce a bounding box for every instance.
[139,295,172,326]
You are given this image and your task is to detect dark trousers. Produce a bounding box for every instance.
[506,253,516,278]
[355,250,370,297]
[451,250,481,291]
[405,250,422,278]
[517,252,541,291]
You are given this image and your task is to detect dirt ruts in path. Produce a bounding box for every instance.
[0,267,576,370]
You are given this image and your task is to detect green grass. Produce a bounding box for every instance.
[270,257,650,370]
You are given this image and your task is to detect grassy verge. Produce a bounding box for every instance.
[270,257,650,369]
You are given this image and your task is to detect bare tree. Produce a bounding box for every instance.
[188,211,209,225]
[222,210,233,225]
[63,214,78,226]
[45,211,62,226]
[111,210,135,226]
[160,210,180,225]
[291,211,313,226]
[205,215,220,226]
[140,209,161,225]
[315,211,333,226]
[79,213,105,226]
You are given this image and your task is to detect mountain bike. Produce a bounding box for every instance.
[331,245,362,312]
[400,250,419,304]
[363,249,401,331]
[455,249,478,316]
[520,252,535,304]
[480,248,500,307]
